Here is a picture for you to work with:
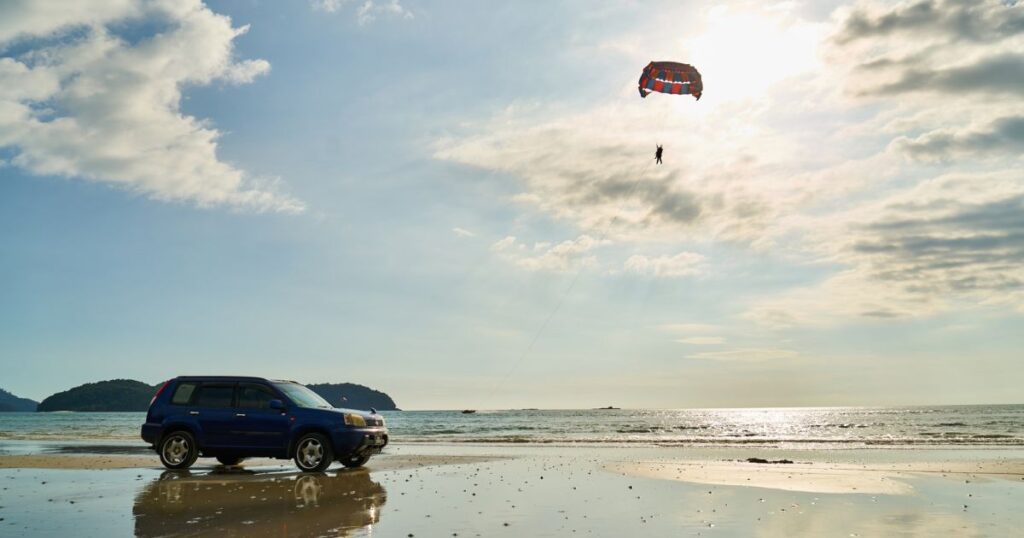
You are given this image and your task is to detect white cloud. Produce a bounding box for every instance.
[662,324,726,345]
[358,1,413,25]
[660,323,721,334]
[833,0,1024,46]
[311,0,347,12]
[675,336,725,345]
[491,234,608,273]
[435,98,803,246]
[739,1,1024,328]
[689,348,798,362]
[890,116,1024,162]
[452,227,476,238]
[748,170,1024,327]
[311,0,413,25]
[433,6,866,250]
[0,0,302,212]
[0,0,139,44]
[744,269,938,328]
[438,0,1022,327]
[623,251,705,278]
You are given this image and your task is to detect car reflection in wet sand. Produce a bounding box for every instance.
[133,466,386,537]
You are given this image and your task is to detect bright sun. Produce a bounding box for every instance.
[686,6,823,103]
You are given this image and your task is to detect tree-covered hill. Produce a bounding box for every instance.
[37,379,158,412]
[33,379,398,412]
[308,383,399,411]
[0,388,38,412]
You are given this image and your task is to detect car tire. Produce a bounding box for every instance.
[159,430,199,470]
[294,433,333,472]
[341,453,371,468]
[216,455,244,466]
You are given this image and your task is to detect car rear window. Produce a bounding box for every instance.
[170,382,197,405]
[194,384,234,408]
[238,384,277,409]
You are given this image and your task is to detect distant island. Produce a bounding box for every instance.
[0,388,38,412]
[6,379,398,412]
[307,383,399,411]
[37,379,158,412]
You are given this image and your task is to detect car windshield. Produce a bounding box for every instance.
[273,382,332,409]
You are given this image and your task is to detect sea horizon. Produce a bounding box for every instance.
[5,404,1022,448]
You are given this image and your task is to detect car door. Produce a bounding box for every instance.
[164,381,199,421]
[190,383,238,448]
[234,383,290,452]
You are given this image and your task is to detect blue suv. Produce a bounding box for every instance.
[141,376,388,472]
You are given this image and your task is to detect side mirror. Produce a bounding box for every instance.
[269,399,285,410]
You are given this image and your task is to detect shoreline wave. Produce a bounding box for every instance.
[3,405,1021,449]
[4,432,1023,448]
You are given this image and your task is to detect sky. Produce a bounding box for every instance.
[1,0,1022,409]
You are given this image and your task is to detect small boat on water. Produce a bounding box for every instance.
[595,406,620,410]
[461,409,477,414]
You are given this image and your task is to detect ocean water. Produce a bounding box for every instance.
[1,405,1022,448]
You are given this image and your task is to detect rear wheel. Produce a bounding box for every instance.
[294,433,333,472]
[159,431,199,470]
[341,453,370,468]
[216,455,244,466]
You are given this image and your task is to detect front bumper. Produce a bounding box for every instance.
[330,427,389,456]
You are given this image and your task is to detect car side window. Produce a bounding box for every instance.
[170,382,197,405]
[238,384,278,409]
[193,384,234,408]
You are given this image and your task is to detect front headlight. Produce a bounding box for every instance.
[343,413,367,427]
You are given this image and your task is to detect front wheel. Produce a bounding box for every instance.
[294,433,333,472]
[159,431,199,470]
[341,453,371,468]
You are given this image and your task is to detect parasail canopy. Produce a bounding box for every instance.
[638,61,702,100]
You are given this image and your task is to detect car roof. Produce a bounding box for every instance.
[173,376,274,382]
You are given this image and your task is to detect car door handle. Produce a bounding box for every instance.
[189,411,200,415]
[235,413,246,417]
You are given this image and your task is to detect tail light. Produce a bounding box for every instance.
[150,380,171,406]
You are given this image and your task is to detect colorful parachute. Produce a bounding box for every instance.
[638,61,702,100]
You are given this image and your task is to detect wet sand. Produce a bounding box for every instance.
[0,453,504,471]
[1,442,1023,536]
[607,458,1024,495]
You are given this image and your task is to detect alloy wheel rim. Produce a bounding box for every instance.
[294,475,323,505]
[299,438,323,468]
[163,436,188,465]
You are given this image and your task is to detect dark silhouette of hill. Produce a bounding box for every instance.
[32,379,398,412]
[0,388,38,412]
[37,379,158,412]
[307,383,399,411]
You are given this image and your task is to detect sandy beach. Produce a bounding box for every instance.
[606,458,1024,495]
[2,441,1023,537]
